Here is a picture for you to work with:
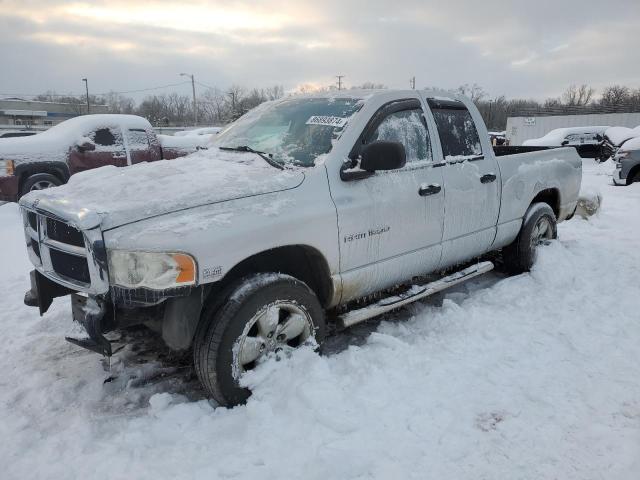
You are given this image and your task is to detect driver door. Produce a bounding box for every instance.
[329,98,445,303]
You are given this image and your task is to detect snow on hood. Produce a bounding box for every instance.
[619,135,640,153]
[603,126,639,146]
[0,114,151,165]
[19,148,305,230]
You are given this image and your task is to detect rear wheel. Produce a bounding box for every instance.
[503,203,557,274]
[20,173,61,196]
[193,273,325,406]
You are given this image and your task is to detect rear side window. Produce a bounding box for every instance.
[365,108,432,163]
[93,128,116,146]
[430,100,482,159]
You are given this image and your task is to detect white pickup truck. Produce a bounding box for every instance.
[19,90,582,406]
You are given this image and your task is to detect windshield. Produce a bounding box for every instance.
[215,97,364,167]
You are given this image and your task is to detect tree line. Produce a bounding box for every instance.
[34,82,640,130]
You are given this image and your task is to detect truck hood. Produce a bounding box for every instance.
[0,134,70,164]
[19,149,305,230]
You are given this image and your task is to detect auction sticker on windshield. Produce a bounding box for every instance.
[306,116,348,127]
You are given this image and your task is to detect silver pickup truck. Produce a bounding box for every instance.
[19,90,582,406]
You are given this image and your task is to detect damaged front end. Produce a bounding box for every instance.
[20,203,204,357]
[20,201,116,356]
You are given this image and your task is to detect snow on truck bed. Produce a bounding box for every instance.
[1,161,640,479]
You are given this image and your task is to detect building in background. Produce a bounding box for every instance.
[507,108,640,146]
[0,98,108,128]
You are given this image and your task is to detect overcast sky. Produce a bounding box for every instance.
[1,0,639,101]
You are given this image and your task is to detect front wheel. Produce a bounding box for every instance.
[502,202,557,274]
[193,273,325,406]
[20,173,62,196]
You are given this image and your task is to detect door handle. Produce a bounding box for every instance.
[480,173,497,184]
[419,183,441,196]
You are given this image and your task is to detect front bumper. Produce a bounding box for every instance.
[0,175,19,202]
[25,269,113,356]
[612,165,626,185]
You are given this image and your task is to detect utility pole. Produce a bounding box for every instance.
[82,78,90,114]
[410,76,416,90]
[180,73,198,126]
[336,75,345,90]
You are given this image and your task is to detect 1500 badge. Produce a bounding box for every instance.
[344,226,390,243]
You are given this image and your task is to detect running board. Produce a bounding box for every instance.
[337,261,494,329]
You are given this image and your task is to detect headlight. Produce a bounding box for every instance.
[108,250,197,289]
[0,159,15,176]
[616,151,629,160]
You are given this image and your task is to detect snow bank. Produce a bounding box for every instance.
[1,160,640,479]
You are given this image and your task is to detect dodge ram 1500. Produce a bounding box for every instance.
[19,90,582,406]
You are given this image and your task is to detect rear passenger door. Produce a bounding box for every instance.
[425,97,500,267]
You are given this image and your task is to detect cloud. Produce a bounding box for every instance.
[0,0,639,100]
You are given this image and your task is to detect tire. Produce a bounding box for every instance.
[193,273,326,406]
[20,173,62,196]
[502,202,557,274]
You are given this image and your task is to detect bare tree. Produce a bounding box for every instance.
[562,84,594,106]
[457,83,487,102]
[351,82,387,90]
[103,91,135,114]
[600,85,631,106]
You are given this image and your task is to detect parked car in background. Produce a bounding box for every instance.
[601,126,640,160]
[19,90,582,406]
[488,130,506,146]
[0,114,208,201]
[523,126,609,161]
[174,126,223,137]
[612,136,640,185]
[0,130,38,139]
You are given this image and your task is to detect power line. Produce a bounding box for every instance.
[0,81,193,99]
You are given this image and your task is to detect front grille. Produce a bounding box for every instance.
[27,212,38,231]
[49,249,91,284]
[22,208,103,291]
[30,240,41,260]
[46,217,85,247]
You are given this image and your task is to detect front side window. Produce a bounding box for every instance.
[431,103,482,159]
[365,108,431,163]
[215,97,364,167]
[126,129,151,151]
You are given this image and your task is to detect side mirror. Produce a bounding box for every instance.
[360,141,406,172]
[76,141,96,153]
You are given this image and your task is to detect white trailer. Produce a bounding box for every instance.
[507,112,640,145]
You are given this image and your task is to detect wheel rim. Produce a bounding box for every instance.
[30,180,56,191]
[233,301,315,379]
[531,216,553,249]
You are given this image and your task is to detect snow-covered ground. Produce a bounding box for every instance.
[1,160,639,479]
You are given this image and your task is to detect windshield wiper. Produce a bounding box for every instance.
[219,145,284,170]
